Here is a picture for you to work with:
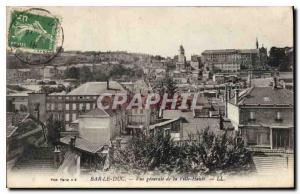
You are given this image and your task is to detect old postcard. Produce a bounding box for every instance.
[6,6,294,188]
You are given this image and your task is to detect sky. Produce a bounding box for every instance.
[8,7,293,58]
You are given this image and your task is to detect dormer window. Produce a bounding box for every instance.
[249,111,255,121]
[263,97,270,102]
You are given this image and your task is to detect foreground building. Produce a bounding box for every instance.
[27,81,126,127]
[227,84,294,150]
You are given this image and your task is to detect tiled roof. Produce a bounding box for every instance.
[60,136,104,153]
[183,117,235,138]
[239,49,259,54]
[162,110,194,120]
[202,49,237,54]
[49,91,67,95]
[7,92,29,97]
[7,125,16,138]
[149,117,188,130]
[80,108,119,118]
[279,72,293,79]
[251,78,273,87]
[80,108,110,117]
[68,81,126,95]
[6,112,30,137]
[202,49,259,55]
[235,87,293,105]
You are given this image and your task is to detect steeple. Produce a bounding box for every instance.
[179,45,185,55]
[256,38,259,49]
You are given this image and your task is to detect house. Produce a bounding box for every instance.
[226,85,294,150]
[148,117,187,141]
[27,81,127,129]
[7,92,29,112]
[59,107,125,173]
[6,112,47,170]
[126,108,158,135]
[78,108,124,144]
[121,80,150,96]
[161,108,234,141]
[182,117,235,140]
[125,94,159,136]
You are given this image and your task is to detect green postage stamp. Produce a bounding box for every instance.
[8,10,59,52]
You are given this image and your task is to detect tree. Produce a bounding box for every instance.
[46,114,65,146]
[153,76,177,96]
[94,70,108,81]
[164,76,178,96]
[114,128,252,174]
[64,66,80,79]
[268,47,291,71]
[40,85,66,94]
[80,66,94,83]
[48,80,56,85]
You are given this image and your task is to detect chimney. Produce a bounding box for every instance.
[235,88,239,105]
[273,77,277,89]
[53,145,63,168]
[69,136,76,149]
[33,103,40,120]
[248,71,252,88]
[106,79,109,90]
[219,113,224,130]
[227,87,231,101]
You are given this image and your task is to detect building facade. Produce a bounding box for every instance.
[27,81,126,126]
[201,40,267,72]
[226,86,294,150]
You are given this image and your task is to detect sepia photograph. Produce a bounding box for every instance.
[5,5,295,188]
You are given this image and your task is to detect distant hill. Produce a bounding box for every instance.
[7,50,154,69]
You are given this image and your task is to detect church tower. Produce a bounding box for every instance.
[178,45,186,64]
[256,38,259,49]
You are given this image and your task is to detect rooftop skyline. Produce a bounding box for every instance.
[7,7,293,58]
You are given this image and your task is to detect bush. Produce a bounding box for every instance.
[113,128,252,174]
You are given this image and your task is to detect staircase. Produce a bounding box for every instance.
[253,154,294,176]
[12,146,57,175]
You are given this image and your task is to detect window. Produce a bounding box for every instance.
[65,114,70,121]
[51,103,55,110]
[66,103,69,110]
[245,128,270,146]
[72,113,76,121]
[46,103,51,111]
[58,103,62,110]
[249,112,255,120]
[276,112,282,121]
[72,103,76,110]
[79,103,83,110]
[86,103,90,110]
[263,97,270,102]
[34,103,40,111]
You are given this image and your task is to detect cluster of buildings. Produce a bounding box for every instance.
[6,40,294,175]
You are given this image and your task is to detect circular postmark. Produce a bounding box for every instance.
[8,8,64,65]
